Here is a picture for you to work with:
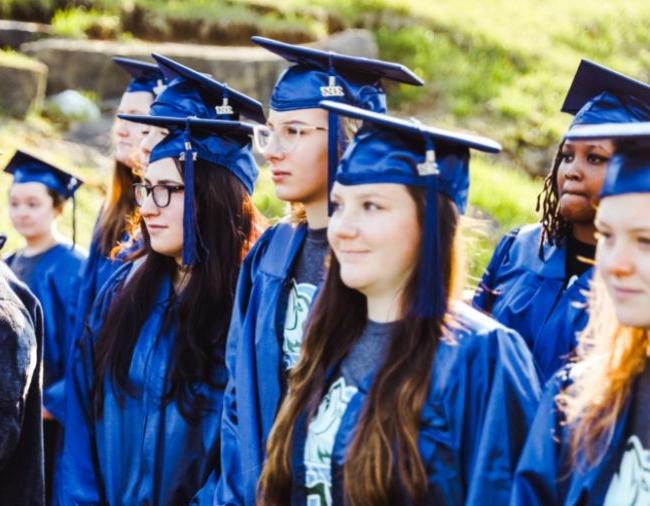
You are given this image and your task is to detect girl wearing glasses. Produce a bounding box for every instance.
[473,60,650,383]
[4,151,86,504]
[60,117,261,505]
[71,58,166,364]
[257,102,540,505]
[512,123,650,506]
[217,37,424,505]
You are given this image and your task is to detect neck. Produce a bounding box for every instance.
[303,197,328,229]
[24,231,58,255]
[572,222,597,246]
[365,289,402,323]
[173,262,191,292]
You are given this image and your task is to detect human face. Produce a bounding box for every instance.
[114,91,153,169]
[139,158,185,261]
[139,126,169,169]
[556,138,614,223]
[328,182,420,302]
[8,182,59,240]
[263,108,328,204]
[595,193,650,329]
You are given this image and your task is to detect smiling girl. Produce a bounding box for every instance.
[257,101,541,505]
[473,60,650,382]
[512,121,650,506]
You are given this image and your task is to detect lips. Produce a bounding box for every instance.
[145,223,167,233]
[610,285,645,300]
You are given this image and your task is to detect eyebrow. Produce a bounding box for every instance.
[267,120,313,128]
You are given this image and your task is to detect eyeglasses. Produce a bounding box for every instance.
[252,123,327,154]
[133,183,185,208]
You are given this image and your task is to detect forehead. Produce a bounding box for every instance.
[332,181,412,200]
[563,137,615,151]
[597,193,650,227]
[9,181,51,198]
[145,157,183,181]
[268,107,327,125]
[118,91,154,113]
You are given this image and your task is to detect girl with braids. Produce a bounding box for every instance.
[216,37,423,506]
[512,122,650,505]
[59,116,262,505]
[4,151,86,504]
[257,101,541,505]
[473,60,650,383]
[71,57,165,352]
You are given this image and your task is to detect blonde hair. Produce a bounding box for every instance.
[558,271,650,465]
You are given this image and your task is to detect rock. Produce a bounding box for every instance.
[0,20,51,50]
[0,53,47,118]
[20,38,286,102]
[310,29,378,59]
[46,90,101,122]
[19,30,378,103]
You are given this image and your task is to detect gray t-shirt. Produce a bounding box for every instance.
[7,249,49,286]
[604,360,650,504]
[282,227,328,370]
[304,320,397,506]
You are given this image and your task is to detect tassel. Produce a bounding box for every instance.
[327,110,339,216]
[182,121,199,266]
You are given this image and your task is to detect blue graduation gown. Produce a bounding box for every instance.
[217,222,309,506]
[59,262,226,505]
[473,224,592,383]
[511,369,632,505]
[6,243,87,422]
[285,303,541,505]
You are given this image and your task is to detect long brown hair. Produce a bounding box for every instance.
[96,160,140,257]
[258,188,464,505]
[558,272,650,466]
[92,160,263,422]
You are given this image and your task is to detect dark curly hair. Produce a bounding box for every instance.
[536,141,571,260]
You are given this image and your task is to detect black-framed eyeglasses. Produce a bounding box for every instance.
[133,183,185,208]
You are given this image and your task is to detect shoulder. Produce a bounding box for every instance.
[244,220,305,271]
[52,243,88,264]
[0,264,37,341]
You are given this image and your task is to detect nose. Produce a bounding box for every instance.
[139,189,160,218]
[115,118,129,138]
[602,239,635,278]
[330,208,359,241]
[262,135,286,163]
[563,158,583,182]
[140,134,155,166]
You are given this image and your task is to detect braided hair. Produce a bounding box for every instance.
[536,141,571,260]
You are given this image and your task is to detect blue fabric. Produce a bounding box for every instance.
[571,91,650,128]
[472,224,592,383]
[217,222,309,506]
[4,150,83,199]
[511,368,632,505]
[59,262,226,505]
[285,303,541,504]
[6,243,87,423]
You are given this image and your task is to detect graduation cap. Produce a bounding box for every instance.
[565,121,650,197]
[147,54,266,124]
[252,36,424,210]
[123,115,258,266]
[113,56,167,96]
[562,59,650,128]
[320,100,500,319]
[4,150,84,245]
[0,234,5,251]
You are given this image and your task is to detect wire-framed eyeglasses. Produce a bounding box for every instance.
[252,123,328,154]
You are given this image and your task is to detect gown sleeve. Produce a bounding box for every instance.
[510,372,571,505]
[472,227,520,312]
[58,264,130,505]
[430,321,541,504]
[216,228,274,506]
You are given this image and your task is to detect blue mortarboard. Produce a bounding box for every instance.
[148,54,266,124]
[562,59,650,128]
[120,114,258,266]
[4,150,84,244]
[113,56,167,96]
[565,121,650,197]
[252,36,424,210]
[320,100,500,320]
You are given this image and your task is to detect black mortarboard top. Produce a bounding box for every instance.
[561,59,650,128]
